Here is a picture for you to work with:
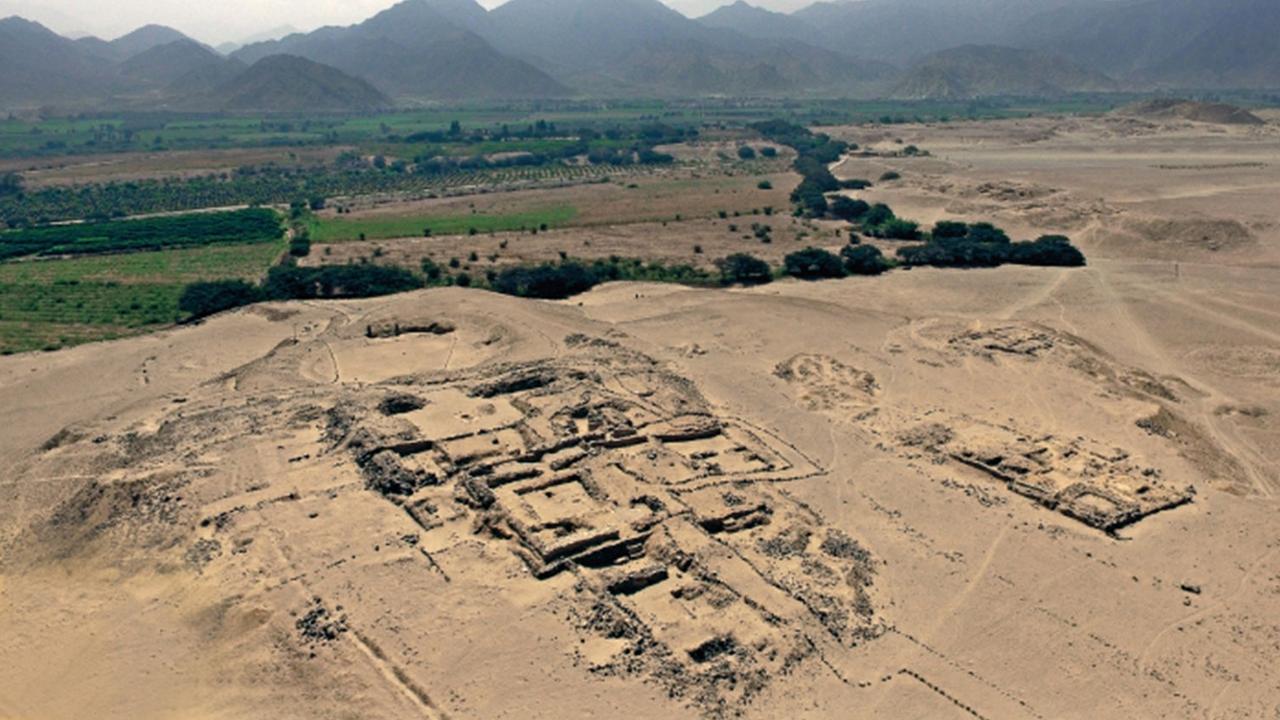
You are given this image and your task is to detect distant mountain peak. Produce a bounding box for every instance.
[208,54,392,112]
[230,0,567,100]
[698,0,812,42]
[0,15,53,32]
[105,23,197,60]
[119,37,233,88]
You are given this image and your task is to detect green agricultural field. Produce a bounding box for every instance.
[309,205,578,243]
[0,239,286,354]
[0,208,283,260]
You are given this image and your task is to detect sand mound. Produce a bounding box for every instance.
[774,354,878,414]
[1126,217,1255,252]
[1117,99,1266,126]
[1089,217,1258,259]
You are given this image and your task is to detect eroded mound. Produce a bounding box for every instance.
[1119,217,1256,254]
[775,354,879,413]
[1118,99,1266,126]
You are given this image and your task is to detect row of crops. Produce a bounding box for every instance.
[0,209,283,261]
[0,236,287,354]
[1,162,671,228]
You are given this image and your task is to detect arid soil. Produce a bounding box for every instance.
[2,115,1279,719]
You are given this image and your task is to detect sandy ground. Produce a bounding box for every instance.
[826,114,1280,266]
[2,116,1279,720]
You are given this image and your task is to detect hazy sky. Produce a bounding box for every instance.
[0,0,819,44]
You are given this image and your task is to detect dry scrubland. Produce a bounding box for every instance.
[2,114,1280,720]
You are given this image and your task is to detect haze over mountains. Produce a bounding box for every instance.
[1,0,1277,110]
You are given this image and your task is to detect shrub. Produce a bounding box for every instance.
[879,171,901,181]
[421,257,443,282]
[738,146,757,160]
[263,264,423,300]
[716,253,773,286]
[841,244,891,275]
[761,146,777,157]
[791,179,830,216]
[876,218,921,241]
[0,172,23,197]
[830,196,871,221]
[862,203,895,228]
[896,231,1085,269]
[897,241,1001,268]
[965,222,1010,245]
[491,261,598,299]
[839,179,872,190]
[784,248,845,280]
[932,220,969,239]
[757,180,773,190]
[1007,235,1086,267]
[179,280,263,320]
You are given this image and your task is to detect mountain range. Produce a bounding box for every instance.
[891,45,1118,100]
[1,0,1277,111]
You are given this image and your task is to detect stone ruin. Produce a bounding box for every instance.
[326,340,883,715]
[900,419,1194,533]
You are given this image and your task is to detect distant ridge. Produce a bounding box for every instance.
[892,44,1117,99]
[1,0,1279,109]
[0,16,120,105]
[487,0,892,95]
[232,0,568,100]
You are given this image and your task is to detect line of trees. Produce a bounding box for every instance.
[178,219,1083,324]
[748,119,1087,271]
[179,264,425,320]
[895,226,1085,268]
[751,119,853,217]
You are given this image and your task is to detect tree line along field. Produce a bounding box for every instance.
[0,211,286,354]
